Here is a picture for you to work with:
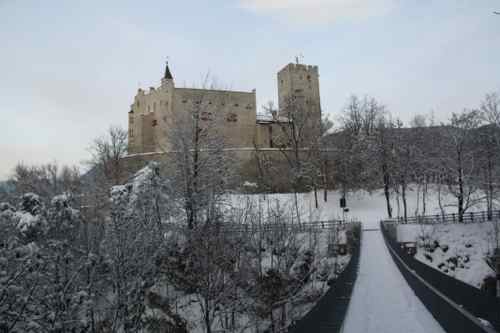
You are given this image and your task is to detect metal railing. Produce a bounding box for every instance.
[381,221,500,332]
[382,210,500,225]
[219,220,358,233]
[287,224,362,333]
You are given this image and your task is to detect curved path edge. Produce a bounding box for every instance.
[381,222,498,333]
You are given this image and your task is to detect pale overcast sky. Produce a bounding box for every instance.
[1,0,499,180]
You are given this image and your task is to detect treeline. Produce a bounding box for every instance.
[329,92,500,223]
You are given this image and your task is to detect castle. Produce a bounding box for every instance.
[127,62,322,155]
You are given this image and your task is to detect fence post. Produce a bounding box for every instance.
[470,212,473,224]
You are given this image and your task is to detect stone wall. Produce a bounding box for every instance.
[172,88,256,148]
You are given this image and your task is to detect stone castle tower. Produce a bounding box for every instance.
[127,61,322,156]
[278,63,321,118]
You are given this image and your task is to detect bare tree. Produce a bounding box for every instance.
[164,83,235,229]
[392,119,416,222]
[441,109,482,222]
[479,92,500,220]
[88,126,128,187]
[11,162,81,200]
[372,116,396,218]
[274,95,322,224]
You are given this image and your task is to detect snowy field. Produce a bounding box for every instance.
[231,184,475,230]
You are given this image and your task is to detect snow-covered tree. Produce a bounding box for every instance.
[100,163,169,331]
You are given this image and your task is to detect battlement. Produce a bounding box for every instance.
[280,63,319,74]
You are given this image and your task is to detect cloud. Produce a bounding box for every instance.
[240,0,395,24]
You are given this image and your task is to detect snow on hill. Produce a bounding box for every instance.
[231,183,471,229]
[398,222,498,288]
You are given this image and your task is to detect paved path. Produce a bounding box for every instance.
[342,229,446,333]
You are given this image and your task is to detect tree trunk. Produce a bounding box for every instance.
[402,180,407,223]
[487,157,494,221]
[382,163,392,218]
[314,186,318,209]
[323,160,328,202]
[422,178,427,215]
[457,151,464,223]
[294,192,301,225]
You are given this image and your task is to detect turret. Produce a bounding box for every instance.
[161,62,174,89]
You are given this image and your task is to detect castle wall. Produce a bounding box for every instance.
[171,88,256,148]
[255,121,289,148]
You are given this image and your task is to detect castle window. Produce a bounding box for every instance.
[195,101,201,105]
[234,103,239,107]
[129,129,134,138]
[307,75,311,81]
[201,111,213,121]
[148,105,151,112]
[152,119,158,127]
[280,80,284,85]
[136,101,140,107]
[226,113,238,122]
[182,99,187,103]
[153,102,157,112]
[245,104,252,110]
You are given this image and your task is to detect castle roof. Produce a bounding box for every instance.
[164,63,173,80]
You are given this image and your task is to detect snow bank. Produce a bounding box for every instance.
[397,222,498,288]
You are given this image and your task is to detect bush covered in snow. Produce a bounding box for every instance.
[0,163,355,333]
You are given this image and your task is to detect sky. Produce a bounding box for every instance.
[0,0,499,180]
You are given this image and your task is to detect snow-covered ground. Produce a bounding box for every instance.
[398,222,498,288]
[231,184,467,230]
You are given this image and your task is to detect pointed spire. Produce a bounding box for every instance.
[164,61,173,80]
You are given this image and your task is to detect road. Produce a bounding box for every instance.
[342,229,446,333]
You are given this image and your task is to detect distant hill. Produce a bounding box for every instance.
[0,180,16,194]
